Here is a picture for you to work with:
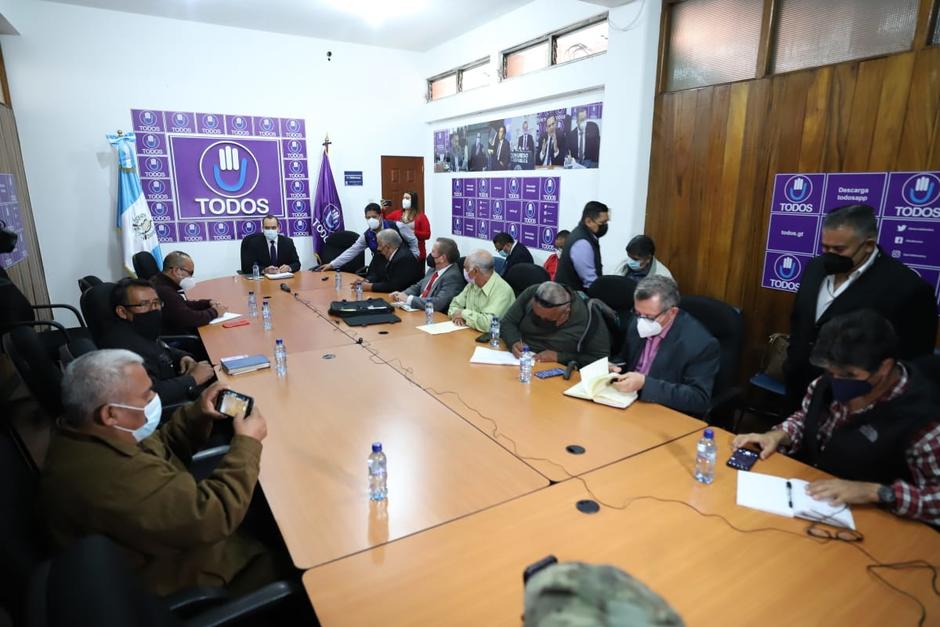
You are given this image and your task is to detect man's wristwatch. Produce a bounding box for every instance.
[877,484,897,507]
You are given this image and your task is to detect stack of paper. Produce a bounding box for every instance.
[469,346,520,366]
[563,357,637,409]
[417,321,471,335]
[264,272,294,280]
[736,471,856,529]
[209,312,242,325]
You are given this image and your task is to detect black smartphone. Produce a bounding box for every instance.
[727,447,760,471]
[215,390,254,420]
[475,333,491,343]
[535,368,566,379]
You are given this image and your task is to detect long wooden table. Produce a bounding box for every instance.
[303,429,940,626]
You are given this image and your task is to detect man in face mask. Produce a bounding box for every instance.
[736,310,940,526]
[239,216,301,275]
[493,231,533,277]
[40,349,284,596]
[621,234,674,283]
[553,201,609,291]
[784,204,937,405]
[360,229,422,293]
[151,250,226,335]
[391,237,466,313]
[501,281,610,367]
[448,250,515,332]
[609,275,719,415]
[315,202,414,276]
[99,278,215,406]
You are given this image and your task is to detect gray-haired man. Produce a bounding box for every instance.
[361,228,423,293]
[391,238,466,312]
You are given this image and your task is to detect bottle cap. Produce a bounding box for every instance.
[703,428,714,439]
[248,290,254,295]
[522,344,529,352]
[372,442,382,453]
[276,338,284,344]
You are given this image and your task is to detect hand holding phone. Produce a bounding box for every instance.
[215,389,254,421]
[727,447,760,471]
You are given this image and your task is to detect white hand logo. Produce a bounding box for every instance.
[218,145,240,172]
[792,178,804,192]
[915,176,931,193]
[781,256,794,271]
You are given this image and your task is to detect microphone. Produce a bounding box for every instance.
[563,360,579,381]
[280,283,291,293]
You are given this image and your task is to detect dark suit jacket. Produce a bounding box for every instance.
[537,133,566,166]
[151,273,217,334]
[98,320,196,406]
[493,138,511,170]
[566,121,600,164]
[240,234,301,273]
[619,311,721,416]
[784,250,938,400]
[517,134,535,167]
[369,246,423,293]
[500,243,534,276]
[468,142,487,171]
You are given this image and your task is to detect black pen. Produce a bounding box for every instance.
[785,480,794,510]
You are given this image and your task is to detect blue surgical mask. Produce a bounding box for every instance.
[829,376,873,403]
[110,395,162,442]
[263,228,278,242]
[626,258,643,271]
[498,249,509,258]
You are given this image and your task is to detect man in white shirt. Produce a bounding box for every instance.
[390,238,466,312]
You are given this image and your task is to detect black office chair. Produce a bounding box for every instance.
[317,230,363,272]
[504,263,549,297]
[912,351,940,388]
[133,251,161,280]
[2,324,66,421]
[679,295,745,427]
[586,275,637,312]
[77,275,103,294]
[0,276,88,359]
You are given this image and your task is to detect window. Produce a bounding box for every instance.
[429,73,457,101]
[556,19,609,63]
[427,58,491,101]
[460,62,492,92]
[504,41,550,79]
[772,0,918,74]
[502,15,608,80]
[665,0,763,92]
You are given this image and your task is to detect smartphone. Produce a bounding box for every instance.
[535,368,566,379]
[475,333,491,343]
[215,390,254,420]
[727,447,760,471]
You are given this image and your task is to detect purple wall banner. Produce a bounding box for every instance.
[131,109,311,243]
[762,171,940,312]
[452,176,559,251]
[0,173,27,269]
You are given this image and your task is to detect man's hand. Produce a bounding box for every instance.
[313,263,332,272]
[612,372,645,393]
[180,356,197,374]
[232,406,267,442]
[608,362,623,374]
[190,361,216,386]
[535,350,559,363]
[806,480,881,507]
[212,302,228,316]
[360,282,373,292]
[511,341,525,358]
[390,291,405,302]
[451,310,466,326]
[277,264,292,273]
[732,430,791,460]
[198,382,229,420]
[263,265,278,274]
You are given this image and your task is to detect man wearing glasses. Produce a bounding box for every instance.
[151,250,227,334]
[99,278,215,405]
[610,275,719,416]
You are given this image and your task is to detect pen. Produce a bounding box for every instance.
[785,480,794,510]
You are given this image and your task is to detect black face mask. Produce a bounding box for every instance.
[819,252,855,275]
[427,254,435,269]
[129,310,163,341]
[0,223,17,254]
[595,223,608,238]
[531,311,558,330]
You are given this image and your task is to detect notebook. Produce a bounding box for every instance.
[264,272,294,280]
[219,354,271,375]
[563,357,637,409]
[736,471,856,529]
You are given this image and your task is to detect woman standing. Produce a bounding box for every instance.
[387,191,431,262]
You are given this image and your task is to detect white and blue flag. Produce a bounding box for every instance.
[108,131,162,274]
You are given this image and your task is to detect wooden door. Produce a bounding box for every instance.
[380,156,424,216]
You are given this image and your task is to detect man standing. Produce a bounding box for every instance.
[492,125,511,171]
[554,201,610,291]
[151,250,226,334]
[360,229,422,293]
[315,203,415,278]
[391,238,465,312]
[784,204,937,403]
[240,216,301,274]
[493,231,533,276]
[448,250,515,332]
[517,120,536,169]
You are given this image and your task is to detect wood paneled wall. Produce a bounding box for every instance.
[646,35,940,378]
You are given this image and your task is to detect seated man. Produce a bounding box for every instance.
[360,229,422,293]
[315,202,417,276]
[734,310,940,526]
[493,231,533,277]
[99,278,215,405]
[240,216,301,274]
[621,234,674,282]
[40,349,283,596]
[448,250,515,332]
[500,281,610,367]
[610,275,719,415]
[390,237,465,312]
[151,250,226,334]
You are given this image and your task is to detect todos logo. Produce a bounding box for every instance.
[202,114,219,129]
[492,200,503,218]
[779,175,815,212]
[542,227,554,245]
[892,173,940,218]
[544,178,556,196]
[509,178,520,195]
[324,206,341,231]
[195,141,268,216]
[771,255,801,291]
[525,202,537,219]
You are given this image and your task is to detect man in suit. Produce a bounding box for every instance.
[315,203,414,278]
[517,120,536,169]
[390,237,465,312]
[361,229,422,293]
[492,125,511,170]
[240,216,301,274]
[784,204,938,405]
[493,231,533,277]
[537,115,566,167]
[468,132,487,171]
[446,132,465,172]
[151,250,226,334]
[566,108,600,168]
[611,276,720,416]
[98,279,215,406]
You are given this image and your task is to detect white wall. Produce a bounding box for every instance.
[0,0,424,312]
[420,0,661,272]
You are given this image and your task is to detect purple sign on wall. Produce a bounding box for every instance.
[451,176,561,247]
[0,174,27,269]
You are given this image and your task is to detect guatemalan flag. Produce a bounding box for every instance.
[108,131,162,275]
[311,150,344,256]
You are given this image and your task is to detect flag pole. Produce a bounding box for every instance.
[323,133,331,155]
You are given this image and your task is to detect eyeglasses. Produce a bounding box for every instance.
[633,308,665,322]
[123,299,163,311]
[805,509,863,543]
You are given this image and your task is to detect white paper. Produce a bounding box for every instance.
[416,321,471,335]
[736,471,856,529]
[209,312,242,325]
[392,302,419,312]
[469,346,520,366]
[789,478,856,529]
[264,272,294,280]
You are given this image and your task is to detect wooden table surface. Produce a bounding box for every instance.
[303,429,940,627]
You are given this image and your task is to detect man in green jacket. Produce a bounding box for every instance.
[501,281,611,367]
[40,349,280,596]
[448,250,515,332]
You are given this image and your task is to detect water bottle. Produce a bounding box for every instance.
[694,428,717,484]
[247,290,258,318]
[261,298,272,331]
[489,316,500,349]
[519,345,533,384]
[368,442,387,501]
[252,262,260,280]
[274,338,287,377]
[424,299,434,324]
[334,270,342,290]
[355,282,363,301]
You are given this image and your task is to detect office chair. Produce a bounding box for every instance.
[587,276,638,356]
[77,275,102,294]
[317,230,363,272]
[0,276,89,359]
[503,263,549,297]
[2,324,67,421]
[133,251,161,280]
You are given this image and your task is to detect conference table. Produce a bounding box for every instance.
[192,272,940,625]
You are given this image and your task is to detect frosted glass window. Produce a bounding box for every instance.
[429,74,457,100]
[505,41,550,78]
[461,63,491,91]
[556,20,609,63]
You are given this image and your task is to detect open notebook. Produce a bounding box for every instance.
[563,357,637,409]
[736,471,856,529]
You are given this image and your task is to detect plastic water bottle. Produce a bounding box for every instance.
[261,298,272,331]
[274,338,287,377]
[252,262,260,280]
[247,290,257,318]
[355,282,363,301]
[519,345,533,384]
[368,442,387,501]
[424,299,434,324]
[334,270,342,290]
[489,316,501,349]
[694,428,717,484]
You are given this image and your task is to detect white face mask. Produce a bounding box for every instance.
[109,395,162,442]
[367,217,381,230]
[402,198,412,210]
[179,276,197,291]
[463,269,472,284]
[263,228,278,242]
[636,317,664,339]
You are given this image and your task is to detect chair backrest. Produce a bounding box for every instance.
[77,275,102,294]
[586,275,637,312]
[679,295,744,396]
[320,230,363,271]
[0,277,36,335]
[79,282,118,346]
[132,252,160,281]
[2,326,64,418]
[504,263,550,297]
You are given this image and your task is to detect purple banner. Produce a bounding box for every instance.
[0,174,27,269]
[196,113,225,135]
[449,176,561,245]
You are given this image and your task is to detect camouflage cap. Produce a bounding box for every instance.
[523,562,684,627]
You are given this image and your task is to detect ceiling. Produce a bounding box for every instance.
[42,0,536,51]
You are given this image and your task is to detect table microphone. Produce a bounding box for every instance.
[280,283,292,293]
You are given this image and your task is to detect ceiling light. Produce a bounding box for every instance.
[324,0,432,28]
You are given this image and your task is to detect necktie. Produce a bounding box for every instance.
[544,138,551,165]
[421,271,439,298]
[523,135,527,149]
[497,141,502,160]
[579,129,584,161]
[269,241,277,265]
